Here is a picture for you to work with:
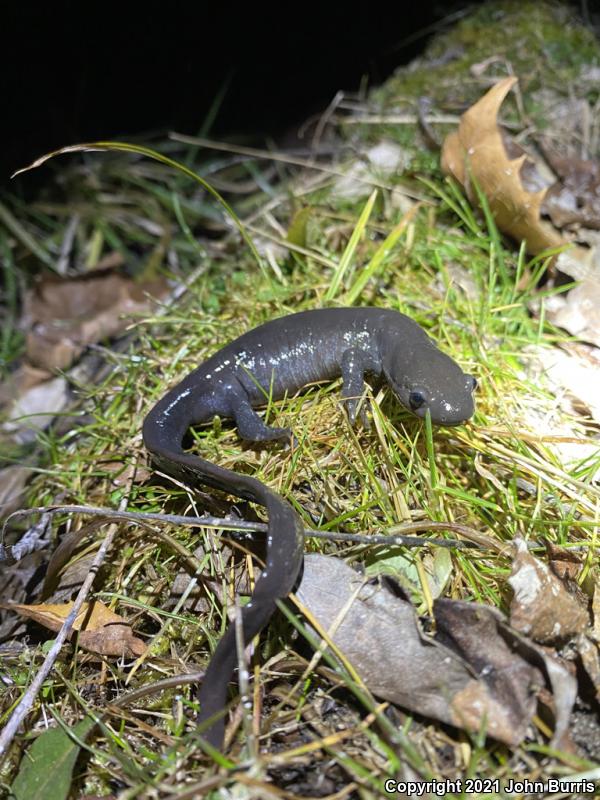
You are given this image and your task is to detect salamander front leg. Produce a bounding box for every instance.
[231,392,293,445]
[340,347,381,427]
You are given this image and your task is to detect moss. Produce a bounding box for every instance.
[359,0,600,154]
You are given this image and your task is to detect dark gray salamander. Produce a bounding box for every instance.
[142,306,476,749]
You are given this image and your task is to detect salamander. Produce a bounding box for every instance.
[142,306,476,749]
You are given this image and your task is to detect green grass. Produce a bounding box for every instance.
[5,166,599,792]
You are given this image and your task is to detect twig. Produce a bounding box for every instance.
[110,671,205,707]
[170,132,424,198]
[0,513,51,564]
[1,504,492,561]
[235,599,256,758]
[0,518,118,760]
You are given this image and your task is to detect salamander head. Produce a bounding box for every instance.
[383,341,476,426]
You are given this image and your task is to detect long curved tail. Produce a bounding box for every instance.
[142,407,304,749]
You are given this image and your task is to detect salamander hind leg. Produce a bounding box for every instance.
[230,391,294,445]
[340,347,381,428]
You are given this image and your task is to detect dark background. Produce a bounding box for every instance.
[1,2,456,184]
[1,1,594,185]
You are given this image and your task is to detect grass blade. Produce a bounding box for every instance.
[325,189,377,301]
[345,203,420,305]
[13,141,265,274]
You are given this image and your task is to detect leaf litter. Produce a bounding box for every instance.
[441,75,600,348]
[0,599,147,658]
[442,76,600,494]
[291,70,600,754]
[1,267,169,445]
[441,76,566,255]
[509,538,589,643]
[296,553,577,747]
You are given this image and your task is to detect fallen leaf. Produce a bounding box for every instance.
[23,268,168,372]
[442,76,600,347]
[508,538,589,643]
[545,541,586,583]
[42,520,108,601]
[2,600,146,657]
[528,342,600,423]
[286,207,312,247]
[434,597,577,750]
[542,147,600,231]
[97,460,152,488]
[545,278,600,348]
[295,554,562,745]
[441,76,566,255]
[2,376,69,444]
[365,546,452,602]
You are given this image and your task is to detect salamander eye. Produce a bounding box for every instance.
[408,389,427,410]
[467,375,478,392]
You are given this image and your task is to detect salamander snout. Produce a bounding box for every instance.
[383,339,477,427]
[426,372,477,426]
[397,372,477,426]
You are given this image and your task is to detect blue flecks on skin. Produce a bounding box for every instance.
[157,387,191,427]
[232,340,326,375]
[343,330,371,347]
[211,359,231,375]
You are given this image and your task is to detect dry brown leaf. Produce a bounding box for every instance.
[434,598,577,751]
[441,76,565,254]
[508,539,589,643]
[440,76,600,349]
[42,520,108,602]
[23,268,169,372]
[296,554,566,746]
[1,599,146,657]
[100,460,152,488]
[545,541,586,583]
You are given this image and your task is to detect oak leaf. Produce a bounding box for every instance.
[441,76,565,254]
